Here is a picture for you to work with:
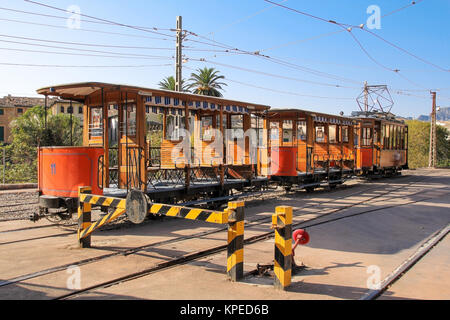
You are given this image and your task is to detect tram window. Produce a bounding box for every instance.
[146,108,163,147]
[388,125,393,150]
[297,121,307,141]
[385,125,390,149]
[122,104,136,136]
[230,115,244,140]
[315,125,326,143]
[342,126,349,143]
[392,126,398,150]
[401,127,405,149]
[165,111,187,141]
[329,125,337,143]
[89,107,103,138]
[354,128,359,146]
[201,116,213,141]
[252,115,264,146]
[270,122,279,141]
[282,120,293,144]
[381,124,385,148]
[362,127,372,146]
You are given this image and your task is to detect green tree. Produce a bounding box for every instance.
[158,76,190,92]
[406,120,450,168]
[187,67,227,97]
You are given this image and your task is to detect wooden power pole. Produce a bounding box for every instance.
[429,91,437,168]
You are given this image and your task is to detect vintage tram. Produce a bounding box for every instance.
[352,111,409,177]
[267,109,356,192]
[36,82,270,218]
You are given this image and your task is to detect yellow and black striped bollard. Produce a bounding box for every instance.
[272,206,293,290]
[227,201,245,282]
[78,186,92,248]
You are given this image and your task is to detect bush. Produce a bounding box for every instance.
[406,120,450,168]
[2,105,82,183]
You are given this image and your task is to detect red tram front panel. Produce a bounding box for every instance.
[38,147,104,198]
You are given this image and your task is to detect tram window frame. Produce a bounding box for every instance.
[251,115,264,147]
[89,106,103,139]
[361,127,373,146]
[354,127,359,147]
[329,124,338,144]
[342,126,349,143]
[121,104,137,137]
[401,127,405,149]
[390,125,394,150]
[315,124,326,143]
[394,126,399,149]
[166,110,187,142]
[282,120,293,144]
[270,121,280,143]
[385,124,390,149]
[297,120,307,141]
[201,115,214,142]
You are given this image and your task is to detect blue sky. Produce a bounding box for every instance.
[0,0,449,118]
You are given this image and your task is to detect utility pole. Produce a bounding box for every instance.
[175,16,183,92]
[429,91,437,168]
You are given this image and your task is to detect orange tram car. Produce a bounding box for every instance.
[35,82,408,221]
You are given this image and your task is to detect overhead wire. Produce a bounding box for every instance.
[0,46,174,60]
[0,62,173,68]
[0,18,175,42]
[23,0,176,38]
[263,0,445,90]
[0,6,175,31]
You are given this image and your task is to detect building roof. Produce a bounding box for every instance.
[0,95,50,108]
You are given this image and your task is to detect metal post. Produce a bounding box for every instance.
[175,16,183,92]
[429,92,437,168]
[272,206,293,290]
[125,92,129,190]
[78,186,92,248]
[44,95,48,129]
[227,201,245,282]
[69,100,73,146]
[2,147,5,184]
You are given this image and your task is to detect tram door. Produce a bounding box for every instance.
[119,103,143,190]
[108,104,119,187]
[373,121,381,168]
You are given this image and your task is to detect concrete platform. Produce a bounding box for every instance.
[0,168,448,300]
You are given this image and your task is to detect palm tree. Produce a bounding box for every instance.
[158,76,189,92]
[187,67,227,97]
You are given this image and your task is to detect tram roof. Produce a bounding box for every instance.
[36,82,270,112]
[267,108,355,121]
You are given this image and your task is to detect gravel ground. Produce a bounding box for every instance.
[0,190,40,221]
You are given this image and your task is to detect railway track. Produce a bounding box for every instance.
[361,224,450,300]
[0,171,442,299]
